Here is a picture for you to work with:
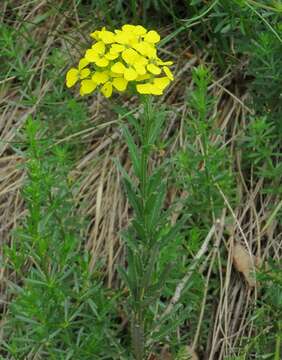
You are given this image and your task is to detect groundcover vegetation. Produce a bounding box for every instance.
[0,1,281,359]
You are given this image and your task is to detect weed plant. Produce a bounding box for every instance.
[176,65,235,225]
[1,119,122,359]
[118,97,187,358]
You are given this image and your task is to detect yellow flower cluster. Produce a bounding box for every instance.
[66,24,174,98]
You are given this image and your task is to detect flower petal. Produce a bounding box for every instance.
[134,25,147,35]
[143,30,160,43]
[122,24,136,32]
[78,58,90,70]
[133,42,156,58]
[85,49,99,62]
[133,42,148,56]
[124,67,138,81]
[95,57,109,67]
[101,81,113,98]
[105,51,119,60]
[92,71,110,84]
[99,30,116,44]
[154,77,170,90]
[90,30,100,40]
[136,83,153,94]
[147,63,161,75]
[91,41,105,54]
[122,48,138,65]
[80,68,91,79]
[163,66,174,80]
[110,71,123,77]
[150,84,163,95]
[134,63,146,75]
[112,77,128,91]
[157,58,173,66]
[111,62,126,74]
[66,68,79,88]
[80,79,97,95]
[115,31,131,45]
[136,74,151,81]
[110,44,125,53]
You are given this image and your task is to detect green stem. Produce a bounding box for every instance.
[140,96,151,198]
[140,96,152,244]
[131,95,152,360]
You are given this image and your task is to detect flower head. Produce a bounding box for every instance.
[66,25,174,97]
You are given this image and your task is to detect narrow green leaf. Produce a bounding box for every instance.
[121,125,140,178]
[123,178,142,219]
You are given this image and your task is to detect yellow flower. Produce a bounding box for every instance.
[101,77,128,97]
[66,25,173,98]
[99,29,116,44]
[147,63,161,75]
[112,77,128,91]
[136,74,151,81]
[80,79,97,96]
[114,29,136,45]
[110,43,125,53]
[143,30,160,44]
[111,61,138,81]
[156,58,173,66]
[145,54,171,76]
[66,58,90,88]
[114,24,147,46]
[101,81,113,98]
[105,49,119,60]
[111,49,149,80]
[122,24,147,36]
[90,27,116,44]
[133,42,157,58]
[163,66,174,80]
[134,56,148,75]
[92,71,110,84]
[136,77,170,95]
[85,41,109,67]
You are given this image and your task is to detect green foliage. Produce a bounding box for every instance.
[118,98,187,358]
[251,260,282,359]
[235,260,282,359]
[242,116,282,194]
[0,23,35,86]
[2,118,122,359]
[175,65,235,224]
[247,29,282,130]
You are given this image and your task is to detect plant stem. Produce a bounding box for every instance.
[131,96,153,360]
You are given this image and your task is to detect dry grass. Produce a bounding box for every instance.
[0,1,281,359]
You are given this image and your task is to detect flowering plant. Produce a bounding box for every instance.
[66,25,179,359]
[66,24,174,97]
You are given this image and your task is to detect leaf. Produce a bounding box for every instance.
[147,167,163,194]
[118,265,134,294]
[113,157,132,184]
[141,242,159,290]
[123,178,142,219]
[145,180,166,230]
[160,215,188,247]
[233,242,257,287]
[121,124,140,178]
[144,264,173,306]
[148,109,166,145]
